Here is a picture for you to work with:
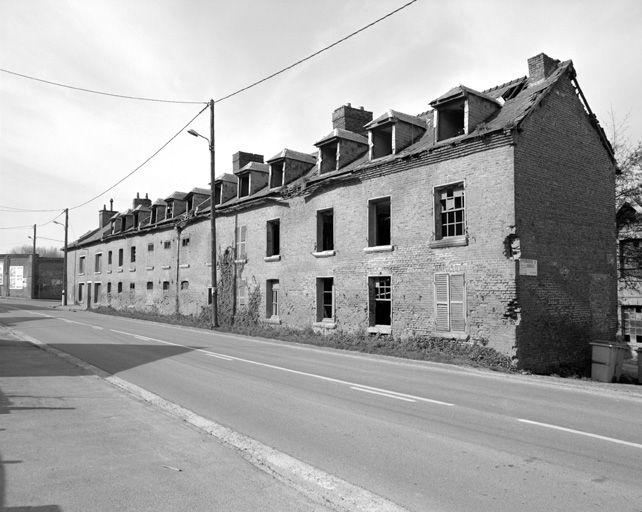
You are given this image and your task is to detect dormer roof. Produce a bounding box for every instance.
[235,161,269,175]
[314,128,368,147]
[267,149,317,164]
[165,191,188,201]
[430,85,501,107]
[365,110,426,130]
[152,198,167,207]
[188,187,210,196]
[215,173,237,183]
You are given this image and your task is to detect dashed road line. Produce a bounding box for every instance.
[517,419,642,450]
[351,386,416,402]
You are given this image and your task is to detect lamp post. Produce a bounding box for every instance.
[54,209,68,306]
[187,99,218,328]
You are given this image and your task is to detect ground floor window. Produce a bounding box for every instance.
[180,280,189,290]
[117,282,123,293]
[162,281,170,292]
[369,276,391,326]
[317,278,334,321]
[622,306,642,343]
[107,282,112,294]
[147,281,153,291]
[434,272,466,332]
[78,283,84,302]
[266,280,279,318]
[93,283,101,303]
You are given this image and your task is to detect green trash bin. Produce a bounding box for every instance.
[590,341,628,383]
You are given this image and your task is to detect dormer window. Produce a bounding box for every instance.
[270,161,284,188]
[370,123,394,159]
[214,183,222,204]
[239,175,250,197]
[320,141,338,174]
[436,99,465,141]
[166,203,174,218]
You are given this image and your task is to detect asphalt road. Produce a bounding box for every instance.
[2,300,641,511]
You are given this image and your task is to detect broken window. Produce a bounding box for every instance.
[129,282,135,291]
[130,247,136,263]
[270,161,284,188]
[370,123,393,159]
[368,197,391,247]
[369,276,391,326]
[163,241,171,250]
[166,203,174,218]
[266,280,279,318]
[320,142,338,174]
[622,306,642,343]
[316,278,334,321]
[79,256,86,274]
[162,281,170,292]
[182,237,190,247]
[435,184,465,239]
[317,209,334,252]
[236,225,247,260]
[266,219,280,257]
[620,239,642,278]
[95,253,102,273]
[436,99,465,141]
[434,273,466,332]
[118,249,124,266]
[239,175,250,197]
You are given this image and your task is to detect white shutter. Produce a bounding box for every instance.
[434,273,450,331]
[449,274,465,331]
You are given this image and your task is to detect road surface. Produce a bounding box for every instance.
[1,299,641,511]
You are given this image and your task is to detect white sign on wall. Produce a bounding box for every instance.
[10,265,24,289]
[519,259,538,276]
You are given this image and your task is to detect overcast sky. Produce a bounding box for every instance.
[1,0,641,253]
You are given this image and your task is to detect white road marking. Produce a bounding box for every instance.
[91,325,103,330]
[350,386,416,402]
[518,419,642,450]
[106,327,454,407]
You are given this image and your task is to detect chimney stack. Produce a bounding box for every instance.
[332,103,373,136]
[133,192,152,209]
[99,203,116,229]
[527,53,560,83]
[233,151,264,173]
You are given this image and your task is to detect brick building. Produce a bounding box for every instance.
[65,53,617,372]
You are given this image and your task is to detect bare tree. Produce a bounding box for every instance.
[9,245,63,257]
[609,110,642,206]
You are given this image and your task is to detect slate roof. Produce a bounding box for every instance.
[314,128,368,147]
[235,161,269,175]
[429,84,501,107]
[267,148,317,164]
[188,187,210,196]
[365,110,427,130]
[164,191,188,201]
[215,173,237,183]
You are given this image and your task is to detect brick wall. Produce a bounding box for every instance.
[513,73,617,372]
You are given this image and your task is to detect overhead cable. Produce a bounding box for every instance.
[0,68,207,105]
[214,0,418,104]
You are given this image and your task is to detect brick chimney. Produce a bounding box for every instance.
[527,53,560,83]
[99,202,117,229]
[233,151,264,173]
[132,192,152,209]
[332,104,373,136]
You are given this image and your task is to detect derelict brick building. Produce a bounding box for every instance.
[65,53,617,371]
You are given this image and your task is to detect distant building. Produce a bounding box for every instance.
[65,53,617,372]
[0,253,63,299]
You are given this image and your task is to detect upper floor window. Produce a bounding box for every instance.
[163,241,171,250]
[118,248,124,267]
[239,175,250,197]
[436,99,465,141]
[435,183,465,239]
[368,197,391,247]
[370,124,393,159]
[270,161,284,188]
[182,237,190,247]
[130,246,136,263]
[79,256,86,274]
[317,209,334,252]
[236,226,247,260]
[94,253,102,273]
[107,250,112,266]
[147,243,154,252]
[266,219,280,257]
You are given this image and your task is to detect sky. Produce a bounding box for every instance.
[1,0,641,253]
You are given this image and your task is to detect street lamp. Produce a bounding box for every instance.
[187,99,218,328]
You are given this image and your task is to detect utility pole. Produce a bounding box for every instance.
[63,208,68,306]
[209,99,218,328]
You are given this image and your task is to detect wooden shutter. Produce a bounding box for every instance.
[449,274,465,331]
[434,273,450,331]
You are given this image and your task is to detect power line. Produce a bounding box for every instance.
[0,104,208,214]
[0,211,64,230]
[214,0,418,104]
[0,68,207,105]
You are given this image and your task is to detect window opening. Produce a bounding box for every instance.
[162,281,170,292]
[266,219,280,257]
[236,225,247,260]
[118,248,124,266]
[95,253,102,272]
[147,243,154,252]
[317,278,334,321]
[266,280,279,317]
[622,306,642,343]
[78,283,84,302]
[181,280,189,290]
[146,281,153,291]
[270,161,284,188]
[130,247,136,263]
[108,251,112,265]
[620,239,642,278]
[320,143,338,174]
[79,256,86,274]
[94,283,101,303]
[117,282,123,293]
[317,209,334,251]
[129,282,135,290]
[163,241,171,249]
[369,276,391,326]
[371,124,393,159]
[436,184,465,239]
[368,197,391,246]
[239,175,250,197]
[182,237,190,247]
[437,99,465,141]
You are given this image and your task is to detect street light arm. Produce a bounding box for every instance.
[187,128,210,144]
